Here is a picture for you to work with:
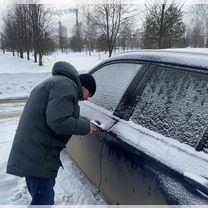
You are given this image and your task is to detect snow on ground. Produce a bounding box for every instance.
[0,51,107,205]
[0,73,51,100]
[0,51,107,100]
[0,116,30,205]
[0,112,106,205]
[0,51,106,73]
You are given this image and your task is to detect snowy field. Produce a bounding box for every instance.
[0,114,105,205]
[0,51,107,205]
[0,51,107,100]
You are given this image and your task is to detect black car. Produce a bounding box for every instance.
[66,49,208,205]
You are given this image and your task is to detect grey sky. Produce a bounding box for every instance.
[0,0,206,34]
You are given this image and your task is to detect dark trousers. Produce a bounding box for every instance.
[25,176,55,205]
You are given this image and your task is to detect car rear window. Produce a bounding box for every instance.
[131,66,208,152]
[90,63,143,112]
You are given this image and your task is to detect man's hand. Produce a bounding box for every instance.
[90,124,97,134]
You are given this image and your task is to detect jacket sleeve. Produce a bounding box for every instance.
[46,79,90,136]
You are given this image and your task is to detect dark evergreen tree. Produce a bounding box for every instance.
[143,1,185,49]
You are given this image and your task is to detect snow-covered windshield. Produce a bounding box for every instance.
[90,63,142,111]
[131,66,208,152]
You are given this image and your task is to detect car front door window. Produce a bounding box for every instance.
[90,63,143,112]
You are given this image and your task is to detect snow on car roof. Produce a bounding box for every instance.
[107,49,208,70]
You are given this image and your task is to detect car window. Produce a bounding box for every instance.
[90,63,143,112]
[131,66,208,150]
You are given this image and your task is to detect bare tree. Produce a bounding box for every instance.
[0,34,5,54]
[70,23,84,52]
[143,0,186,49]
[3,3,55,65]
[3,12,17,56]
[82,6,98,56]
[3,5,27,58]
[58,21,68,52]
[132,29,143,49]
[186,3,208,47]
[15,4,33,60]
[12,5,26,58]
[117,23,136,50]
[86,0,138,57]
[96,33,108,53]
[27,4,54,65]
[21,5,33,60]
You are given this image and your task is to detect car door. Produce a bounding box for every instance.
[66,61,145,191]
[104,64,208,204]
[98,64,169,204]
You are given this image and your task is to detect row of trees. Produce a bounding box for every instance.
[1,0,208,64]
[186,4,208,47]
[2,4,55,65]
[55,2,140,56]
[66,1,186,55]
[57,0,187,56]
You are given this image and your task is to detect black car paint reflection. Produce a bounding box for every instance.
[100,131,207,204]
[66,119,208,204]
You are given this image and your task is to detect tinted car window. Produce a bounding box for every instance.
[131,66,208,149]
[90,63,143,111]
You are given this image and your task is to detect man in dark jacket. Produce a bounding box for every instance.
[6,61,97,205]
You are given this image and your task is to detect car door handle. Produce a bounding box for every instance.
[91,120,104,131]
[183,172,208,196]
[94,120,101,125]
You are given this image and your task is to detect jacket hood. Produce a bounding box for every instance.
[52,61,83,99]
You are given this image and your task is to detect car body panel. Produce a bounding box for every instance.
[99,132,168,204]
[66,50,208,204]
[66,134,103,188]
[66,101,118,188]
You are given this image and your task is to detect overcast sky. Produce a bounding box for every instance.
[0,0,207,35]
[1,0,205,5]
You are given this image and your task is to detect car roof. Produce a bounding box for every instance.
[103,49,208,71]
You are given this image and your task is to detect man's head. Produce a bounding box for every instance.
[79,74,96,100]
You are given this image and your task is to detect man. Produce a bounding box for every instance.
[6,61,97,205]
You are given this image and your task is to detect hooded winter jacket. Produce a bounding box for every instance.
[7,62,90,178]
